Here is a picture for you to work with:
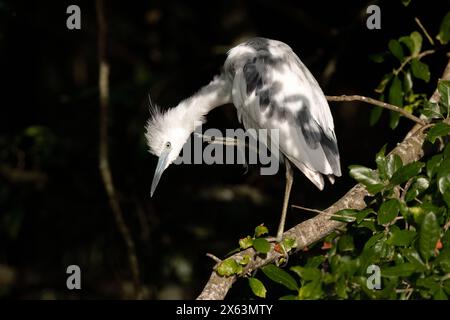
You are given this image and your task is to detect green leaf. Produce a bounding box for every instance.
[401,247,426,269]
[390,161,424,186]
[248,277,266,298]
[290,266,321,281]
[438,80,450,105]
[419,211,440,261]
[336,277,348,299]
[349,165,384,194]
[422,101,444,120]
[388,230,417,246]
[417,276,440,292]
[410,31,423,56]
[261,264,298,291]
[375,73,393,94]
[298,281,323,300]
[399,36,414,55]
[445,279,450,295]
[239,236,253,250]
[401,0,411,6]
[305,256,326,269]
[405,176,429,202]
[437,170,450,195]
[239,254,251,266]
[436,12,450,45]
[357,220,376,232]
[403,71,413,94]
[387,154,403,178]
[217,258,242,276]
[253,238,270,254]
[411,59,430,82]
[376,145,388,180]
[427,123,450,143]
[443,193,450,210]
[382,263,417,277]
[254,224,269,237]
[282,238,297,252]
[434,289,448,300]
[369,53,386,63]
[356,208,375,224]
[442,229,450,248]
[436,152,450,190]
[438,80,450,117]
[426,154,443,178]
[388,76,403,128]
[338,234,355,252]
[435,248,450,272]
[331,209,358,223]
[390,111,400,130]
[378,199,400,225]
[330,216,354,223]
[364,233,385,250]
[279,295,298,300]
[388,39,404,61]
[444,143,450,160]
[369,107,383,126]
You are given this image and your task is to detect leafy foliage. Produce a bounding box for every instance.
[244,10,450,300]
[368,14,450,128]
[248,141,449,299]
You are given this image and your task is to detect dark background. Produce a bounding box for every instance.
[0,0,448,299]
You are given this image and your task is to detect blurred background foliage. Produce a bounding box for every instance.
[0,0,449,299]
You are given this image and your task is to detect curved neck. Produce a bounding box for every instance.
[177,73,232,121]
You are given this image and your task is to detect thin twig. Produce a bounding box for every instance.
[400,179,413,202]
[415,17,434,46]
[292,203,372,223]
[326,95,426,126]
[393,49,435,76]
[96,0,142,299]
[206,253,222,264]
[291,204,327,215]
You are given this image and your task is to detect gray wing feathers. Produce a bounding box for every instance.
[226,38,341,188]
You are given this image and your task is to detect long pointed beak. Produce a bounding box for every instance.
[150,149,170,197]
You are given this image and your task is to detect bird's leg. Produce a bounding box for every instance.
[276,161,294,242]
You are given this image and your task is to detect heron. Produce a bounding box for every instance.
[145,37,341,241]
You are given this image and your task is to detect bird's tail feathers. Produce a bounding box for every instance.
[287,157,325,190]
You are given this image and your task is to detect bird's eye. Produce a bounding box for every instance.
[165,142,171,148]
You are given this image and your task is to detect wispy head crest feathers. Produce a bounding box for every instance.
[145,99,206,159]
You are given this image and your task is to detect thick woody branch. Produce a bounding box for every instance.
[197,56,450,301]
[197,130,425,300]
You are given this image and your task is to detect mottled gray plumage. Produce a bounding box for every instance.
[224,37,341,189]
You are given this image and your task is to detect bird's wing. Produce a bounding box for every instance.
[225,38,341,189]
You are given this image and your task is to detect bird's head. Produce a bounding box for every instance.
[145,104,199,196]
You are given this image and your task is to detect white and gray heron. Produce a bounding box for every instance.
[146,37,341,241]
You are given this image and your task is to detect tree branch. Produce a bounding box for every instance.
[415,18,434,46]
[96,0,142,299]
[196,56,450,300]
[326,95,426,125]
[0,164,47,184]
[393,49,434,76]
